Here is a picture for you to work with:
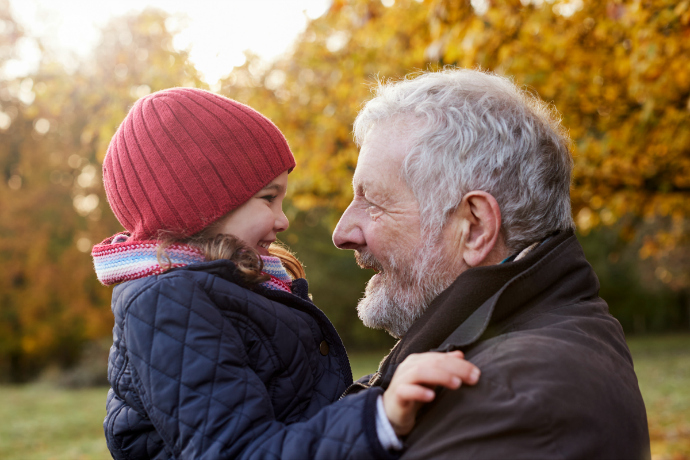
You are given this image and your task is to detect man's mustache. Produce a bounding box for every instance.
[355,250,384,273]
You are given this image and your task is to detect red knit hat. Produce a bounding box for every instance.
[102,87,295,241]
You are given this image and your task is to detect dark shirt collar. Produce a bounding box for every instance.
[374,229,592,387]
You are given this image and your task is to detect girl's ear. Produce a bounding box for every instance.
[445,191,504,267]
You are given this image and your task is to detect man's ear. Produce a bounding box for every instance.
[447,191,503,267]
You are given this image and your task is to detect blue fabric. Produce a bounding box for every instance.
[105,259,395,460]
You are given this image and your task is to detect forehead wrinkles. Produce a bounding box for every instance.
[354,134,406,198]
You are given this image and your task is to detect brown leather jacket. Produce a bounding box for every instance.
[348,230,650,460]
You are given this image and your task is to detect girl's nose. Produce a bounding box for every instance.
[275,210,289,233]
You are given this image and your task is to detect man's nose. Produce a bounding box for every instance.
[332,204,364,250]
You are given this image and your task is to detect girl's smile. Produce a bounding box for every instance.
[203,170,290,255]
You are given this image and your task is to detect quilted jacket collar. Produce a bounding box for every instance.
[171,259,312,303]
[372,229,596,387]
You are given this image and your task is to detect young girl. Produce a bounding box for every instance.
[92,88,479,459]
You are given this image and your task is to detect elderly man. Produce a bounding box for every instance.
[333,69,650,459]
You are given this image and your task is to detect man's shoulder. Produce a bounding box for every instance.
[401,317,650,459]
[469,310,632,375]
[472,330,634,401]
[465,303,641,401]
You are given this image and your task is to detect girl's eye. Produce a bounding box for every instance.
[261,194,277,203]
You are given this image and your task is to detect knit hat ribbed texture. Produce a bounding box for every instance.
[103,87,295,241]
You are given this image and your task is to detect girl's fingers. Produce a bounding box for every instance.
[447,350,465,359]
[403,367,464,390]
[396,354,480,389]
[394,383,436,403]
[384,351,481,437]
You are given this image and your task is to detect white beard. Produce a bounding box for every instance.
[355,235,460,338]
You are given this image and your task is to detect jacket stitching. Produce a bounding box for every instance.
[109,267,359,458]
[127,342,260,451]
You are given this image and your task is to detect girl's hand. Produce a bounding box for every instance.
[382,350,480,436]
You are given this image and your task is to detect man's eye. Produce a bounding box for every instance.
[367,205,382,217]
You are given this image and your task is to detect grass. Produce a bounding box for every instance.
[0,384,109,460]
[349,351,386,381]
[0,335,688,460]
[628,335,690,460]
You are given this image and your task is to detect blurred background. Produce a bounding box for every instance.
[0,0,688,458]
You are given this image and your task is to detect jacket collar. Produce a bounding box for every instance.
[373,229,599,387]
[172,259,312,303]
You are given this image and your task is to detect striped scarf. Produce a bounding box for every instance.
[92,233,293,293]
[259,255,293,293]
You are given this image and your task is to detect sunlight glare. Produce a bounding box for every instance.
[8,0,332,85]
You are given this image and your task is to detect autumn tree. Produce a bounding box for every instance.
[2,1,689,379]
[222,0,690,293]
[0,0,31,381]
[0,8,204,381]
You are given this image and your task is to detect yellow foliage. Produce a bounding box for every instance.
[222,0,690,287]
[0,8,206,380]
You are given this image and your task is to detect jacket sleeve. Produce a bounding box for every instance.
[121,274,397,460]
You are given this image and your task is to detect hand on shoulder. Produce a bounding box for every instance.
[383,350,480,436]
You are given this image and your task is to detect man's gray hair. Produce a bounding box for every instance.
[353,69,575,253]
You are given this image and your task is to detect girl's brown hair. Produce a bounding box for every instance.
[157,232,305,286]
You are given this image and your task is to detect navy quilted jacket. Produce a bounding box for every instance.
[105,259,394,459]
